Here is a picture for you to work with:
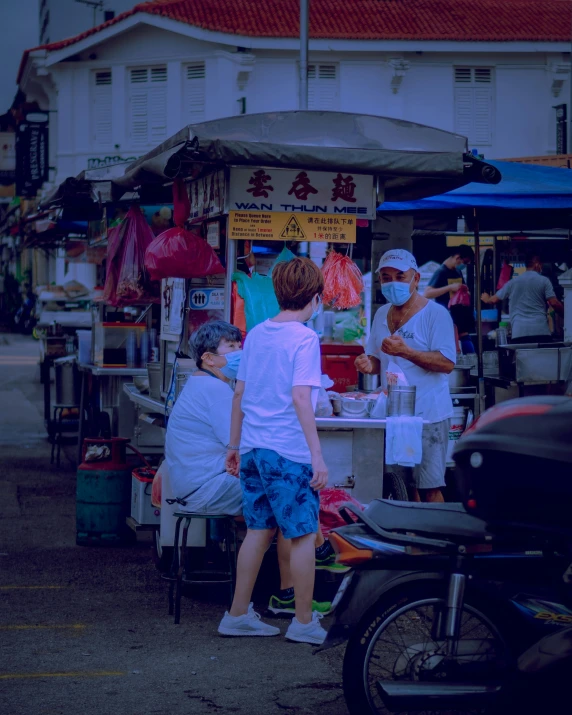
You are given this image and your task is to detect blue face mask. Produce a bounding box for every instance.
[220,350,242,380]
[381,278,413,306]
[309,295,322,323]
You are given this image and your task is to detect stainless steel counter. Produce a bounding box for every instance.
[79,363,148,377]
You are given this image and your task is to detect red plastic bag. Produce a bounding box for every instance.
[102,206,160,306]
[319,487,364,538]
[496,261,514,292]
[448,284,471,308]
[145,227,225,280]
[322,251,364,309]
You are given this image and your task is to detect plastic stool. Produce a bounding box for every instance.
[167,512,237,624]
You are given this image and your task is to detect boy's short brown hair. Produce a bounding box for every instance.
[272,257,324,311]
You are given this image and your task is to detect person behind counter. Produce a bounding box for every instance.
[481,252,564,343]
[425,245,475,354]
[219,258,329,645]
[356,249,456,503]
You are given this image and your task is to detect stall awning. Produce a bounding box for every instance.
[378,160,572,228]
[113,111,500,202]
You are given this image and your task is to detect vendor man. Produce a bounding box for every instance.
[356,249,456,503]
[482,252,564,344]
[425,245,475,354]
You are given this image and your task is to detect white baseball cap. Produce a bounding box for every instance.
[377,249,418,273]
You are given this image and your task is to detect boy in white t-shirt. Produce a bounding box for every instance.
[218,258,328,645]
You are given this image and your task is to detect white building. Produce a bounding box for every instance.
[18,0,572,188]
[40,0,137,45]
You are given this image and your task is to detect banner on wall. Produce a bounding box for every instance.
[15,112,49,197]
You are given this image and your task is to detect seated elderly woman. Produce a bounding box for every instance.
[165,320,243,514]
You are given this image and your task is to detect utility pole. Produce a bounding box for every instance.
[299,0,309,110]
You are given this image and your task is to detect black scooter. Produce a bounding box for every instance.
[320,396,572,715]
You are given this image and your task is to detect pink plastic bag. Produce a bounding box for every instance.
[319,487,364,538]
[145,227,225,280]
[322,251,364,309]
[448,284,471,308]
[102,206,160,306]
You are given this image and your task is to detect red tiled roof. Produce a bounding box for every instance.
[19,0,572,80]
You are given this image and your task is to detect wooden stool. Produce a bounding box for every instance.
[167,512,237,624]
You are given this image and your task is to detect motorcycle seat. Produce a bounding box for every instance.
[364,499,491,542]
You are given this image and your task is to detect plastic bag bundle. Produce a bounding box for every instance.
[322,251,364,309]
[448,284,471,308]
[233,271,279,331]
[269,245,296,275]
[102,206,160,306]
[319,487,364,538]
[145,227,225,280]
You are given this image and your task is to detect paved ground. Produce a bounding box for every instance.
[0,334,348,715]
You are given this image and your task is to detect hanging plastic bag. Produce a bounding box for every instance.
[102,206,160,306]
[269,245,296,275]
[496,261,514,292]
[151,460,169,509]
[448,284,471,308]
[333,309,363,343]
[145,227,225,280]
[319,487,364,538]
[233,271,279,331]
[370,391,388,419]
[322,250,364,309]
[231,282,247,338]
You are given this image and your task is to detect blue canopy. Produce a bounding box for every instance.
[378,160,572,212]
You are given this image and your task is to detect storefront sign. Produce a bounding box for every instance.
[86,155,139,170]
[447,234,510,247]
[206,221,220,249]
[554,104,567,155]
[0,131,16,185]
[189,170,226,221]
[15,111,49,197]
[189,288,225,310]
[229,211,356,243]
[229,167,375,219]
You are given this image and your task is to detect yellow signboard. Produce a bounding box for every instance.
[229,211,357,243]
[446,235,510,247]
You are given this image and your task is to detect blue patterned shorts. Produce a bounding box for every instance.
[240,449,319,539]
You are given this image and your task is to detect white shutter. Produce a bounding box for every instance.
[307,64,339,110]
[454,87,474,139]
[184,63,206,123]
[92,71,112,149]
[474,87,493,144]
[128,66,167,147]
[454,67,493,146]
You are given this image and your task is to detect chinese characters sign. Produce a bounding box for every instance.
[16,111,49,197]
[229,167,374,219]
[228,211,356,243]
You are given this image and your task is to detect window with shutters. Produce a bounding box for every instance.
[307,64,339,110]
[454,67,494,146]
[183,63,206,124]
[91,70,112,150]
[128,66,168,148]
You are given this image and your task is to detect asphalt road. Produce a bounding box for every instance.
[0,334,348,715]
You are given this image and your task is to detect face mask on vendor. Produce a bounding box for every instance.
[309,294,322,323]
[381,276,414,306]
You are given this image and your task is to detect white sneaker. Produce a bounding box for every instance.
[285,612,327,645]
[218,603,281,637]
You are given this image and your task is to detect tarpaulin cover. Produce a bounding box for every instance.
[378,160,572,211]
[114,111,500,202]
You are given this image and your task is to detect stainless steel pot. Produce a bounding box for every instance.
[54,356,81,405]
[387,385,416,417]
[358,372,380,393]
[448,366,472,389]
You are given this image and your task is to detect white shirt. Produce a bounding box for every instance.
[165,376,232,499]
[237,320,322,464]
[496,271,555,339]
[366,300,456,424]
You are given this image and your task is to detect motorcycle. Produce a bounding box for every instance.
[321,396,572,715]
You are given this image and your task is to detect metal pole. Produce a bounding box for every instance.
[299,0,309,110]
[224,216,236,323]
[474,209,485,415]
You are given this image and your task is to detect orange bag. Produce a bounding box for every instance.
[322,251,364,309]
[231,282,247,338]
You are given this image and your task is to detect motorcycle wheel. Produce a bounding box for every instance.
[342,582,511,715]
[382,471,409,501]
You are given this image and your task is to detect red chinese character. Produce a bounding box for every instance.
[331,173,357,203]
[247,169,274,198]
[288,171,318,201]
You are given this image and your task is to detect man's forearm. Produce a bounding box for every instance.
[424,285,450,299]
[403,349,454,374]
[229,391,244,447]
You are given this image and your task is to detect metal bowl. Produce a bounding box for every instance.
[340,397,371,418]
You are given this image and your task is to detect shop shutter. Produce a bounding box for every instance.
[184,63,206,123]
[454,67,493,146]
[128,66,168,147]
[92,70,112,149]
[307,64,339,110]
